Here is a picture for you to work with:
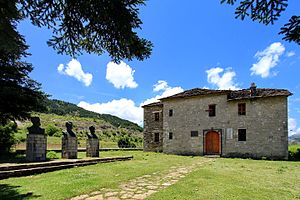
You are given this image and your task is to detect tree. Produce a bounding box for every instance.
[0,0,47,125]
[20,0,153,61]
[221,0,300,45]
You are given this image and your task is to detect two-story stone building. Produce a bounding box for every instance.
[142,83,292,159]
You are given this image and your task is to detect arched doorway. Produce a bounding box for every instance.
[205,131,220,155]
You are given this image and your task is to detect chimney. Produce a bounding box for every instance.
[250,82,257,97]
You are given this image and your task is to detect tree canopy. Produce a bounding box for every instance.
[221,0,300,45]
[20,0,153,61]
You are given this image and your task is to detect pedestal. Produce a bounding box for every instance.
[62,136,77,159]
[86,138,99,157]
[26,134,47,162]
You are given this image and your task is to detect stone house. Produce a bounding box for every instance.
[142,84,292,159]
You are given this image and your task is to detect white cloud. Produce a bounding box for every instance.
[206,67,239,90]
[57,59,93,86]
[78,99,143,125]
[289,118,300,136]
[106,61,138,89]
[286,51,296,57]
[250,42,285,78]
[142,81,184,106]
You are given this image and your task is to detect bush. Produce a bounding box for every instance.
[47,151,59,159]
[0,122,17,153]
[288,149,300,161]
[45,124,61,136]
[117,136,136,148]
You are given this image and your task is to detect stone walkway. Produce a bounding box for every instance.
[71,158,215,200]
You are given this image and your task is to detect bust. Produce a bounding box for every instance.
[27,117,45,135]
[63,121,76,137]
[87,126,98,139]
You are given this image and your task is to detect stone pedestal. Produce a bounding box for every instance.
[86,138,99,157]
[26,134,47,162]
[62,136,77,159]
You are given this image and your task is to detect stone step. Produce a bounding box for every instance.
[0,156,133,180]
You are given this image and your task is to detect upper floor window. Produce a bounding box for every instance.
[154,112,159,121]
[191,131,199,137]
[169,109,173,117]
[154,132,160,142]
[169,132,173,140]
[238,103,246,115]
[208,104,216,117]
[238,129,246,141]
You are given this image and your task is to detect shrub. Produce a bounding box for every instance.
[0,122,17,153]
[47,151,59,159]
[45,124,61,136]
[288,149,300,161]
[118,136,136,148]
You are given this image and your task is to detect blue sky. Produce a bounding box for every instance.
[18,1,299,134]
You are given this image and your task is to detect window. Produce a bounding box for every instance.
[238,129,246,141]
[191,131,199,137]
[169,132,173,140]
[154,112,159,121]
[208,104,216,117]
[154,133,160,142]
[238,103,246,115]
[169,109,173,117]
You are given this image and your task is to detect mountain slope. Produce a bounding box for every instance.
[43,99,143,132]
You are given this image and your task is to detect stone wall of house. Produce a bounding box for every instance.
[143,104,163,152]
[162,94,288,159]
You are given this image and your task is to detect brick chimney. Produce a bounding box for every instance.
[250,83,257,97]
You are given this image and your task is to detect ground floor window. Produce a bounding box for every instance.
[238,129,246,141]
[154,132,160,142]
[191,131,198,137]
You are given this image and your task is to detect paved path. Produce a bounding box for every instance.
[71,158,215,200]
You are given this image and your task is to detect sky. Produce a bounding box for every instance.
[18,1,300,135]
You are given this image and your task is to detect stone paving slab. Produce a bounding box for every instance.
[71,158,215,200]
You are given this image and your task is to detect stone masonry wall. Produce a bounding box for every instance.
[143,104,163,152]
[62,136,78,159]
[162,94,288,159]
[86,138,99,157]
[26,134,47,162]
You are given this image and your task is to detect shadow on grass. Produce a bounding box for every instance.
[0,184,40,199]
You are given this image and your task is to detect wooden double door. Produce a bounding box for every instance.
[205,131,220,155]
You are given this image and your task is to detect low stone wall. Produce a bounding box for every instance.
[86,138,99,157]
[26,134,47,162]
[62,136,77,159]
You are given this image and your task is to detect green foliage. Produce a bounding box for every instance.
[45,124,61,137]
[221,0,299,45]
[20,0,152,61]
[0,1,47,124]
[46,151,59,159]
[0,122,17,153]
[288,147,300,161]
[118,136,136,148]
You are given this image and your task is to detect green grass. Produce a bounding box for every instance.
[1,152,299,200]
[0,151,202,200]
[149,158,300,200]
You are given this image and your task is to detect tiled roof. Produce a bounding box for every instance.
[141,101,163,108]
[158,88,292,101]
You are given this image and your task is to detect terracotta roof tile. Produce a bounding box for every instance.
[141,101,163,108]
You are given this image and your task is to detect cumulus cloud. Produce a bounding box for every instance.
[206,67,239,90]
[142,81,184,106]
[106,61,138,89]
[78,99,143,125]
[57,59,93,86]
[286,51,296,57]
[250,42,285,78]
[289,118,300,136]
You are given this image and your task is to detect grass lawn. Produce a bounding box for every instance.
[0,151,299,200]
[149,158,300,200]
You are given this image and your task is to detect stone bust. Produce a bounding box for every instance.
[63,121,76,137]
[27,117,45,135]
[86,126,98,139]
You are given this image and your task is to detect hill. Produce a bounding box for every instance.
[43,99,143,132]
[289,133,300,145]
